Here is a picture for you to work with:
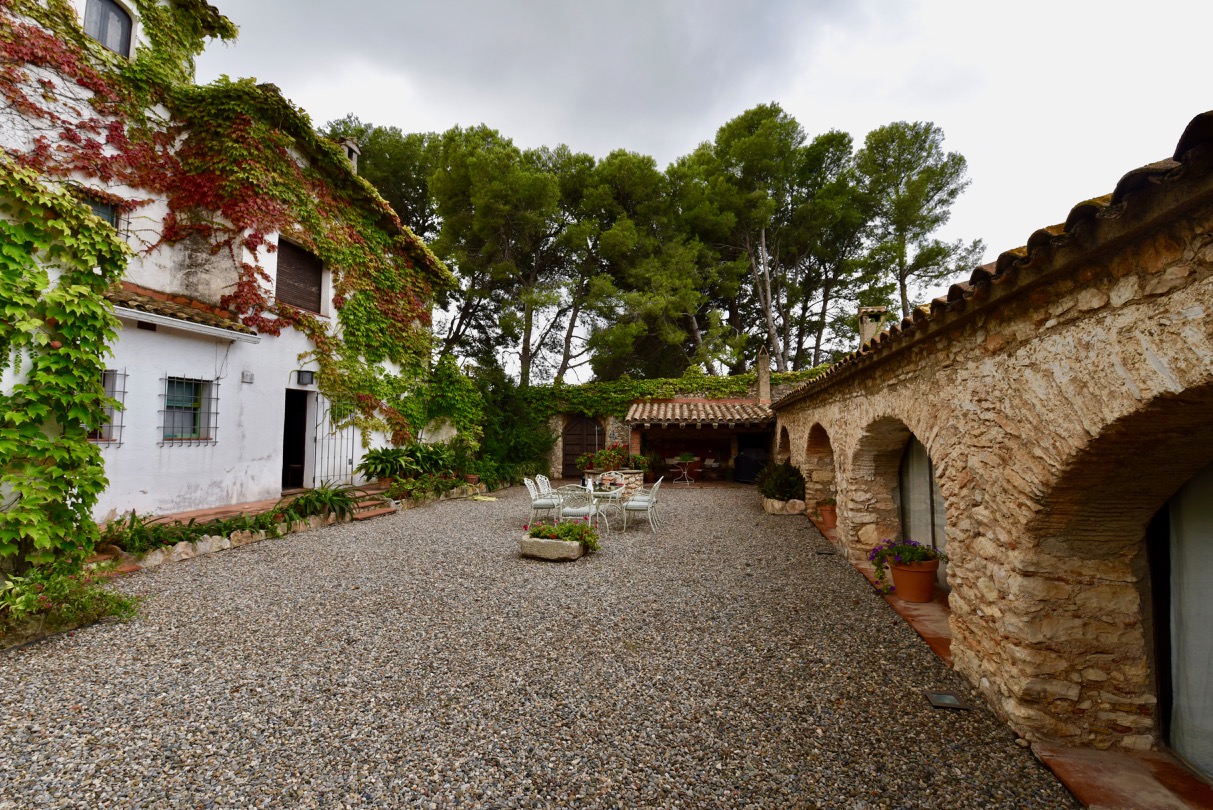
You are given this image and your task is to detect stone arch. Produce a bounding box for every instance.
[804,423,837,505]
[1006,383,1213,749]
[774,425,791,463]
[1030,386,1213,550]
[848,416,914,558]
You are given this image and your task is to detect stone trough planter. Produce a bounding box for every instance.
[519,536,584,561]
[762,497,806,516]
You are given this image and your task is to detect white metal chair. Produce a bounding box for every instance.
[622,477,663,533]
[523,477,560,525]
[557,485,610,535]
[535,474,554,496]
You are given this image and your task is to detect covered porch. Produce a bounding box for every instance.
[625,399,774,483]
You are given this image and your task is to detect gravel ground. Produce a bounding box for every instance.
[0,485,1077,809]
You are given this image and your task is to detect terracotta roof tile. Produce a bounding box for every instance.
[626,399,773,427]
[106,284,257,335]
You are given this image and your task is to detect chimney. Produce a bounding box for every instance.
[757,346,771,405]
[340,138,361,173]
[858,306,889,347]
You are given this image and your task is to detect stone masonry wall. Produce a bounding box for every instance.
[773,194,1213,751]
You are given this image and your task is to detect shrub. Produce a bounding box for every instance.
[0,567,139,648]
[755,461,807,501]
[386,472,459,500]
[282,484,359,521]
[355,447,412,480]
[100,509,286,554]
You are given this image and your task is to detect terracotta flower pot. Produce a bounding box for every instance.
[890,560,939,603]
[817,504,837,529]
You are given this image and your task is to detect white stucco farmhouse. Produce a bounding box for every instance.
[1,0,450,523]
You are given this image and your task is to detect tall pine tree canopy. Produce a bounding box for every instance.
[322,105,983,384]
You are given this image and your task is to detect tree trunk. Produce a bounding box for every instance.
[812,287,831,367]
[750,229,787,372]
[555,298,582,383]
[897,234,911,318]
[686,313,718,375]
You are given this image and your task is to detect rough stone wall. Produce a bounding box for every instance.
[773,194,1213,751]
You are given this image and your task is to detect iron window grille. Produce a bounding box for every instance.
[160,376,219,445]
[88,368,127,446]
[86,198,120,229]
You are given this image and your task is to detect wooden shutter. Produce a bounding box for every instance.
[275,240,323,312]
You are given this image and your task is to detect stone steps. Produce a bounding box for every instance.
[350,485,396,522]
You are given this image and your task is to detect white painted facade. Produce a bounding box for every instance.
[2,0,399,520]
[94,300,332,520]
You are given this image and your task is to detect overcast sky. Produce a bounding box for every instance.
[196,0,1212,283]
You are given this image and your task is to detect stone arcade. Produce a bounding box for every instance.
[771,111,1213,780]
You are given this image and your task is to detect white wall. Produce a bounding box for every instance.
[93,314,319,519]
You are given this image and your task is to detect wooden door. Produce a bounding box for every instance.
[562,415,602,478]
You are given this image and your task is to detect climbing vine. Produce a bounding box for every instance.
[0,156,128,573]
[527,365,825,419]
[0,0,452,573]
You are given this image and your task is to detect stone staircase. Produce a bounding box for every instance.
[350,483,397,521]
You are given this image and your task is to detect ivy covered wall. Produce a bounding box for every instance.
[0,0,452,568]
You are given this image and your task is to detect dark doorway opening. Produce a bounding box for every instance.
[282,389,308,490]
[562,415,602,478]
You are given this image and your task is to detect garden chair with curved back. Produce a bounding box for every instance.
[535,474,555,497]
[622,477,663,533]
[524,477,560,525]
[556,484,610,536]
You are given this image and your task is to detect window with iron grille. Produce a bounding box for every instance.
[88,368,127,445]
[160,376,219,444]
[86,198,119,228]
[84,0,133,56]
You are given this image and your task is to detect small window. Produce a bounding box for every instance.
[88,368,127,445]
[85,198,119,228]
[84,0,133,56]
[274,240,324,313]
[161,376,219,444]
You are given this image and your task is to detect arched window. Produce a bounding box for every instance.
[1150,462,1213,779]
[84,0,133,56]
[898,436,948,588]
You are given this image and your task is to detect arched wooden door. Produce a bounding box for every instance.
[562,415,603,478]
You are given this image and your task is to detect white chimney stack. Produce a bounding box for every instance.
[858,306,889,347]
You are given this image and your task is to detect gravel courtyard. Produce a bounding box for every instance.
[0,485,1076,809]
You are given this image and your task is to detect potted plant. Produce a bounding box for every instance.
[868,538,948,602]
[520,519,601,561]
[814,497,837,529]
[641,450,661,482]
[577,443,630,472]
[755,461,806,502]
[355,447,407,483]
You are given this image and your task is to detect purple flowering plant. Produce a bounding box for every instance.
[867,538,948,592]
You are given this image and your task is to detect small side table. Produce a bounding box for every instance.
[671,461,694,484]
